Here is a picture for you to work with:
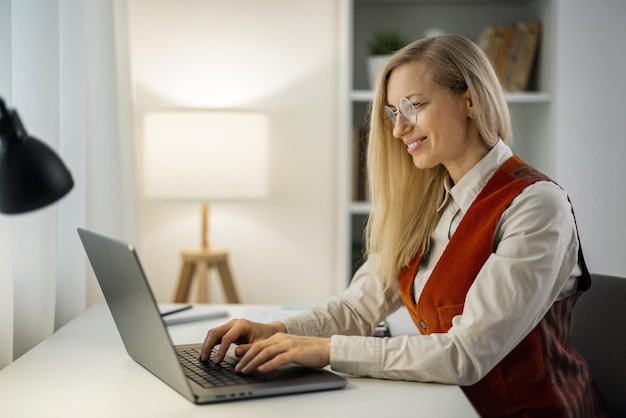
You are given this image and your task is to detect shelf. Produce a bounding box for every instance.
[351,90,375,102]
[504,91,551,103]
[343,0,556,280]
[349,201,372,215]
[351,89,551,104]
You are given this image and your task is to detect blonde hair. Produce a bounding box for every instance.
[365,34,512,285]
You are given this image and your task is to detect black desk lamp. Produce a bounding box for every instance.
[0,96,74,214]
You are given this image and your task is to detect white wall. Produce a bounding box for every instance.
[127,0,342,304]
[554,0,626,277]
[125,0,626,308]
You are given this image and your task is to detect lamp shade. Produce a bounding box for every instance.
[0,97,74,214]
[143,111,269,200]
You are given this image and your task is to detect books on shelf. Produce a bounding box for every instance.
[477,21,541,92]
[351,127,369,202]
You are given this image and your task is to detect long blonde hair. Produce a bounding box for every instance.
[365,34,512,285]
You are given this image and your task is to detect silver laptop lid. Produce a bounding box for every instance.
[77,228,195,401]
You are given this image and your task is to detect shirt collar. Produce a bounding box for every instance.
[437,139,513,213]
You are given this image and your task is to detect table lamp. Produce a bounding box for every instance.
[0,96,74,214]
[143,110,269,303]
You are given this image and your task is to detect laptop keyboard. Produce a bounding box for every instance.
[177,346,272,388]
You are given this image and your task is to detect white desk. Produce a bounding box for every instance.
[0,304,478,418]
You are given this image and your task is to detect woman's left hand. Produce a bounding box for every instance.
[233,333,331,374]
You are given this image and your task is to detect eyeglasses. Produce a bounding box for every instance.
[383,89,450,131]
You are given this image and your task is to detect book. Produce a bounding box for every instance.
[477,25,498,67]
[489,26,507,71]
[351,127,369,202]
[503,21,541,91]
[478,25,513,81]
[494,25,517,82]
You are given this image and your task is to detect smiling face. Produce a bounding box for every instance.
[385,61,489,183]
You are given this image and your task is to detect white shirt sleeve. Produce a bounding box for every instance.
[292,181,581,385]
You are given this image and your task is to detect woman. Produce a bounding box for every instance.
[201,34,607,417]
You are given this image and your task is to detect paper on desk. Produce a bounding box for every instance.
[242,306,307,323]
[159,304,228,326]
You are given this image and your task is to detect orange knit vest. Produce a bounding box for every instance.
[398,156,607,417]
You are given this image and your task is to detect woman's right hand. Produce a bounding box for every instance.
[200,318,287,363]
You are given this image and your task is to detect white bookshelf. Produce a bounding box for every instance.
[341,0,556,281]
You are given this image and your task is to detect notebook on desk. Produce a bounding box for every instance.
[77,228,347,404]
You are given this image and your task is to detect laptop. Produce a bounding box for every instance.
[77,228,347,404]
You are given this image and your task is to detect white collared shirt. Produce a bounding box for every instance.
[283,140,582,385]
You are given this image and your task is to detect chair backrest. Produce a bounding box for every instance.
[570,273,626,417]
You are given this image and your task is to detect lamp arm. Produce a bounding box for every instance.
[0,96,10,139]
[0,96,27,144]
[0,96,8,116]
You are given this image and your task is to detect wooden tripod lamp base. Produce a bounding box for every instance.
[173,248,241,303]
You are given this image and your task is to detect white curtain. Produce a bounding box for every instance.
[0,0,138,368]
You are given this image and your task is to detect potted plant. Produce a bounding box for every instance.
[366,31,407,89]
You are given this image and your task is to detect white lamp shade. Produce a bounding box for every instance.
[143,111,269,200]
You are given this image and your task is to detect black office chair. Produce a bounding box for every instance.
[570,273,626,417]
